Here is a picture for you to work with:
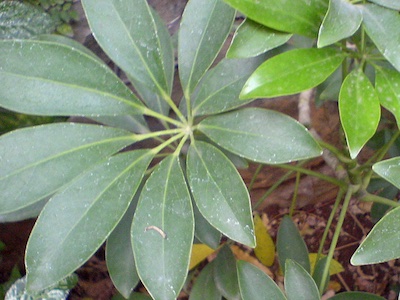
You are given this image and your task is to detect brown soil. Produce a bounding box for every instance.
[1,1,399,299]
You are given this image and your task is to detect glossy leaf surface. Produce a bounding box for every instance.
[187,141,255,247]
[189,260,221,300]
[368,0,400,10]
[237,261,286,300]
[131,156,194,300]
[178,0,235,98]
[224,0,327,37]
[26,150,152,292]
[277,216,310,274]
[351,206,400,265]
[362,4,400,72]
[82,0,174,113]
[375,67,400,127]
[329,292,385,300]
[373,157,400,189]
[227,19,291,58]
[339,69,380,159]
[254,214,275,267]
[285,260,320,300]
[213,245,241,300]
[191,56,264,116]
[106,198,140,298]
[0,123,135,214]
[193,199,221,249]
[198,108,322,164]
[0,40,144,116]
[318,0,362,48]
[241,48,344,98]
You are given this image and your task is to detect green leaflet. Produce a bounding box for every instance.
[227,19,291,58]
[82,0,174,115]
[362,4,400,72]
[106,196,141,299]
[213,245,241,300]
[187,141,255,247]
[285,260,320,300]
[373,157,400,189]
[190,260,221,300]
[191,56,265,117]
[0,123,136,214]
[241,48,345,98]
[368,0,400,10]
[351,206,400,265]
[198,108,322,164]
[223,0,328,37]
[375,67,400,128]
[317,0,362,48]
[178,0,235,98]
[0,40,144,116]
[26,150,153,292]
[277,216,310,274]
[339,69,380,159]
[131,156,194,300]
[237,261,287,300]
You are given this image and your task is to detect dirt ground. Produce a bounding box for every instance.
[1,1,399,299]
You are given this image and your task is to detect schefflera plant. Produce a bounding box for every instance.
[225,0,400,295]
[0,0,321,298]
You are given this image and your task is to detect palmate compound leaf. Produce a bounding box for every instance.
[187,141,255,247]
[0,39,145,116]
[361,4,400,72]
[339,69,380,159]
[25,150,153,292]
[223,0,328,37]
[237,261,286,300]
[198,108,322,165]
[178,0,235,99]
[240,48,345,99]
[0,123,136,214]
[317,0,363,48]
[253,214,275,267]
[131,155,194,300]
[82,0,174,115]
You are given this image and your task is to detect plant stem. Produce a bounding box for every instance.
[252,161,307,210]
[162,92,188,125]
[289,172,301,217]
[318,186,355,294]
[360,192,400,207]
[135,128,183,142]
[249,164,264,191]
[316,189,345,267]
[151,132,185,155]
[318,140,353,164]
[276,164,347,189]
[142,107,184,127]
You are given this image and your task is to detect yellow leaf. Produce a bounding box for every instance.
[189,244,215,270]
[254,214,275,267]
[309,253,344,275]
